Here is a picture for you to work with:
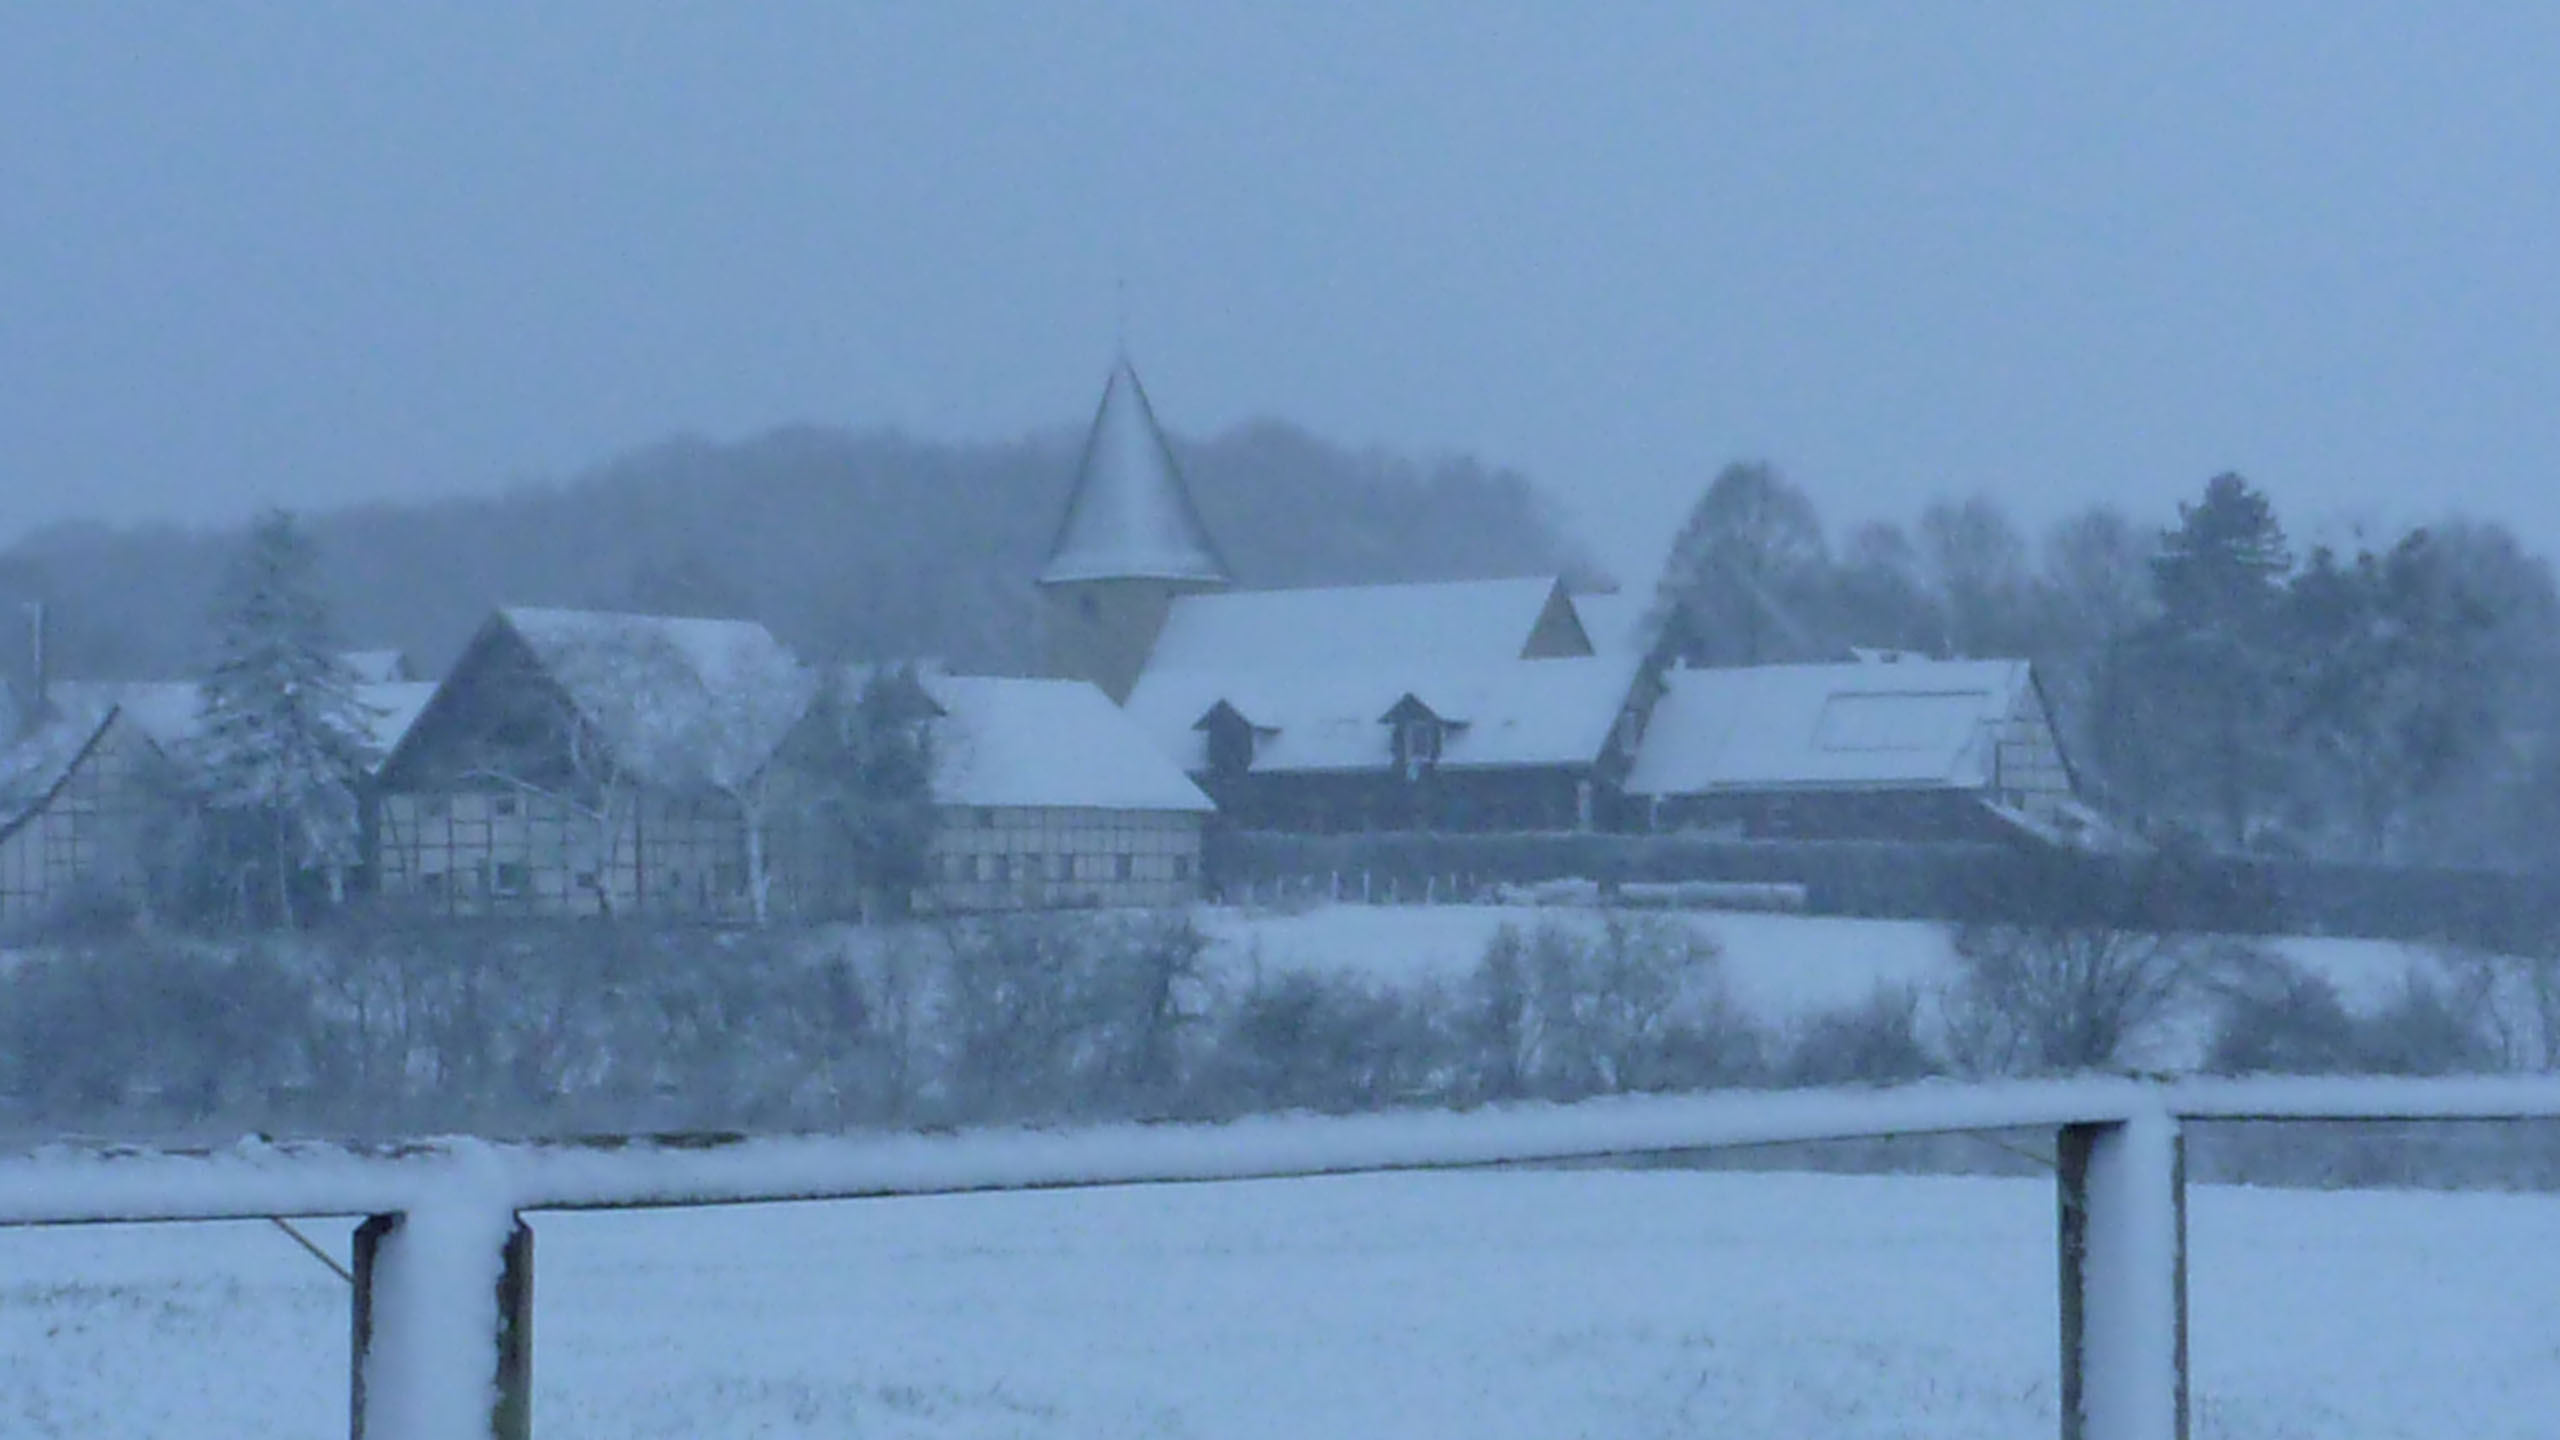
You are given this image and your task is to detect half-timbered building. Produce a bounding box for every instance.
[1623,655,2102,845]
[372,607,806,920]
[0,703,170,927]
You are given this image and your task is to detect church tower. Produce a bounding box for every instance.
[1039,359,1232,703]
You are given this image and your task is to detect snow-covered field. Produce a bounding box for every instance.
[1201,902,2431,1052]
[7,1165,2559,1439]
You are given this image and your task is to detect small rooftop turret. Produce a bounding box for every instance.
[1039,359,1231,587]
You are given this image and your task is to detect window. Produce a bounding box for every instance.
[492,861,529,897]
[1115,854,1134,882]
[493,794,520,818]
[991,854,1010,883]
[1172,854,1192,882]
[1050,853,1073,882]
[1395,717,1442,766]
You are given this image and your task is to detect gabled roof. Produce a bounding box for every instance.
[1125,654,1643,775]
[0,701,122,842]
[1568,590,1651,656]
[1146,576,1587,674]
[50,678,439,776]
[1038,359,1231,587]
[925,673,1213,812]
[487,607,809,787]
[1625,657,2040,796]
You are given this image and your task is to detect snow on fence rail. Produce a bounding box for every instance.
[8,1075,2560,1440]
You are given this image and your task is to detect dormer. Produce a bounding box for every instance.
[1195,699,1269,779]
[1380,693,1463,778]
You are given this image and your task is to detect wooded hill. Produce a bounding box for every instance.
[0,419,1597,682]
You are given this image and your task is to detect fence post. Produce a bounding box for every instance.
[2057,1108,2188,1440]
[350,1198,532,1440]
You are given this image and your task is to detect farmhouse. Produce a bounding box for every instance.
[0,702,168,927]
[910,673,1215,912]
[1039,358,1648,834]
[1125,655,1647,833]
[1038,357,2104,849]
[1624,656,2102,845]
[372,607,1214,920]
[372,607,804,920]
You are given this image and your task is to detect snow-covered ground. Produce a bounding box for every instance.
[4,1166,2557,1438]
[1201,902,2427,1012]
[1199,902,2434,1061]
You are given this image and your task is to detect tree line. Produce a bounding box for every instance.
[0,418,1591,682]
[1646,464,2560,869]
[9,908,2557,1188]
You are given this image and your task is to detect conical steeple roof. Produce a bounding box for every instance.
[1039,359,1232,587]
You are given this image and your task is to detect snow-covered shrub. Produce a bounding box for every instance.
[1455,915,1764,1102]
[1939,920,2218,1075]
[1782,984,1942,1087]
[1203,968,1446,1116]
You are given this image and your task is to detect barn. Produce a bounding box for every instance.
[371,607,806,920]
[0,703,169,928]
[911,673,1216,912]
[1623,655,2104,845]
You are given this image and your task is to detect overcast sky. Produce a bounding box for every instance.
[7,5,2559,587]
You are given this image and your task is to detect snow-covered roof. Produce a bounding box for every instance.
[0,702,118,835]
[1126,654,1643,775]
[925,673,1214,812]
[1569,590,1652,656]
[47,681,198,749]
[1146,577,1585,674]
[360,682,439,765]
[1038,359,1231,586]
[49,678,440,774]
[497,607,809,787]
[1626,658,2037,796]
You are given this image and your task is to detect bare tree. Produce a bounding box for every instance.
[1940,920,2212,1075]
[1645,461,1834,666]
[672,634,814,925]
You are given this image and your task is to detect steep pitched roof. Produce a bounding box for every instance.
[1568,590,1652,656]
[926,673,1214,812]
[1625,657,2040,796]
[490,607,809,787]
[1038,359,1231,586]
[1125,654,1643,775]
[49,678,439,775]
[0,701,121,841]
[1146,576,1587,674]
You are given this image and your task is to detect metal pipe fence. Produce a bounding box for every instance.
[9,1075,2560,1440]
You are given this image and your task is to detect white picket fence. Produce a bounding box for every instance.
[8,1074,2560,1440]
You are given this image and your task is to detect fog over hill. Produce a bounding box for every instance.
[0,419,1598,681]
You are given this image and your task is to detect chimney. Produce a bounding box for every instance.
[10,601,48,736]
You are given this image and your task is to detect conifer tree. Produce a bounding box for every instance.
[195,508,378,927]
[787,664,938,920]
[2136,473,2294,850]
